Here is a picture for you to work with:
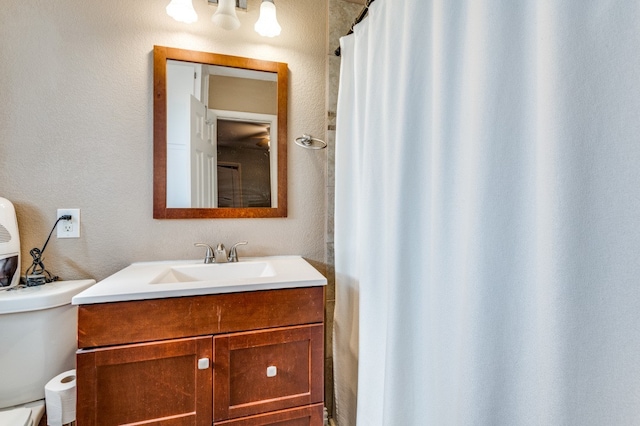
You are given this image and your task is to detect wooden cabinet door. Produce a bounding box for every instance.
[213,324,323,422]
[77,336,213,425]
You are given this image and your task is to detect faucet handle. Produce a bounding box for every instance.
[228,241,248,263]
[194,243,215,264]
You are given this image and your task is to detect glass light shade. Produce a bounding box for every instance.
[166,0,198,24]
[254,0,281,37]
[211,0,240,31]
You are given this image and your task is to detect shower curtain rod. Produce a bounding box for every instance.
[334,0,376,56]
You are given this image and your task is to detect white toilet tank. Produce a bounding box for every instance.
[0,279,95,410]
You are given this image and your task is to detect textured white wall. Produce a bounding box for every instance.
[0,0,327,281]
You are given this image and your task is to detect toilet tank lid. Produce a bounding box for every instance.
[0,279,96,314]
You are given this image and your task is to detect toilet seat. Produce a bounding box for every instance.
[0,407,33,426]
[0,400,44,426]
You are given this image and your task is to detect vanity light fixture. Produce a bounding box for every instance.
[166,0,198,23]
[254,0,281,37]
[166,0,247,29]
[211,0,241,30]
[166,0,281,36]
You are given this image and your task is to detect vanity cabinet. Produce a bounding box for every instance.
[76,287,324,426]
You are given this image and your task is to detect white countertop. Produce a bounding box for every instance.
[72,256,326,305]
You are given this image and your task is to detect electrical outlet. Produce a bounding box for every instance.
[57,209,80,238]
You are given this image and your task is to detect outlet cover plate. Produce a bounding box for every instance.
[57,209,80,238]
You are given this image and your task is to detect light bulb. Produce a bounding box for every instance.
[166,0,198,24]
[212,0,240,31]
[255,0,281,37]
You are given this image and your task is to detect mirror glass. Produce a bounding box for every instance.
[154,46,288,219]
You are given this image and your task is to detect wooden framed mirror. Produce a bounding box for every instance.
[153,46,288,219]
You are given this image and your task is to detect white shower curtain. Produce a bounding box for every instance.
[333,1,640,425]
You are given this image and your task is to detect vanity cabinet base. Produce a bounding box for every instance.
[76,287,324,426]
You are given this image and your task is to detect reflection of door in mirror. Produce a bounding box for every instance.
[190,96,216,208]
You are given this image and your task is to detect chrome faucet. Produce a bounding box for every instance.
[214,243,228,263]
[194,241,248,264]
[228,241,248,262]
[194,243,215,264]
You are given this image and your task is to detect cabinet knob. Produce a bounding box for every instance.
[198,358,210,370]
[266,365,277,377]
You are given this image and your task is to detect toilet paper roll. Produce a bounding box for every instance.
[44,369,76,426]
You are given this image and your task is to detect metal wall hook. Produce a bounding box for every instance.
[295,134,327,150]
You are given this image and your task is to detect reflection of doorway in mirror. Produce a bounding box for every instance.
[217,163,242,208]
[212,111,277,208]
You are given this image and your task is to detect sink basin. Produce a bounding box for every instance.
[149,261,275,284]
[72,256,327,305]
